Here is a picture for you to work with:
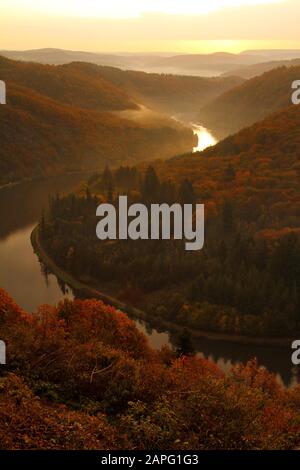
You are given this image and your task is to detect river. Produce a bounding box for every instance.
[170,113,217,153]
[192,124,217,152]
[0,175,298,387]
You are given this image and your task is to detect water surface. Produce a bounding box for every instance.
[192,124,217,152]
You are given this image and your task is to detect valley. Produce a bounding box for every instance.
[1,53,300,389]
[2,0,300,452]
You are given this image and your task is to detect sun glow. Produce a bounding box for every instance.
[1,0,293,53]
[3,0,283,19]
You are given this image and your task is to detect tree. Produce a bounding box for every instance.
[102,166,114,201]
[178,179,195,205]
[221,200,235,234]
[224,164,236,181]
[175,328,195,356]
[141,166,160,203]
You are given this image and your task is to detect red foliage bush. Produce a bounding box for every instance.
[1,289,300,450]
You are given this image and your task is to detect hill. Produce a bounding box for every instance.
[163,103,300,220]
[0,48,133,66]
[0,48,264,76]
[40,104,300,338]
[150,51,265,74]
[160,52,262,65]
[61,61,244,116]
[242,49,300,60]
[0,54,244,118]
[3,47,300,78]
[222,58,300,79]
[0,57,196,184]
[198,65,300,137]
[0,55,137,112]
[0,48,173,71]
[0,83,194,185]
[160,103,300,229]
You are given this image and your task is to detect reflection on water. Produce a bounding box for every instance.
[0,175,85,311]
[192,124,217,152]
[170,114,217,153]
[135,321,300,387]
[0,175,299,386]
[0,224,74,312]
[135,320,170,350]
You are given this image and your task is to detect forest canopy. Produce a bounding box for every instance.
[37,101,300,338]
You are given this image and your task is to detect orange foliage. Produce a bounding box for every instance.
[1,289,300,449]
[199,64,300,137]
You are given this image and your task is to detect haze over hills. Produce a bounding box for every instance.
[222,58,300,79]
[0,55,242,118]
[242,50,300,60]
[198,64,300,138]
[2,48,300,76]
[2,51,300,185]
[61,62,243,116]
[0,54,249,187]
[0,83,194,185]
[153,102,300,217]
[141,52,266,76]
[147,102,300,241]
[0,48,163,70]
[201,103,300,165]
[0,56,196,185]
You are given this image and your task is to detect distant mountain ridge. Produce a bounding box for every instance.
[241,49,300,60]
[3,47,298,76]
[222,58,300,79]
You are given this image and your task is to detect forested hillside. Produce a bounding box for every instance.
[0,57,196,185]
[0,84,194,185]
[0,56,137,112]
[198,65,300,137]
[1,288,300,450]
[0,55,244,118]
[39,104,300,337]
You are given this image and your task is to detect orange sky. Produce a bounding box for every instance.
[1,0,300,53]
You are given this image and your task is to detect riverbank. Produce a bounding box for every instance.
[0,170,97,193]
[31,225,295,348]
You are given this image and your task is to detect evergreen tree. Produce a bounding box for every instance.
[221,200,235,234]
[178,179,195,204]
[141,166,160,203]
[102,166,114,191]
[175,328,195,356]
